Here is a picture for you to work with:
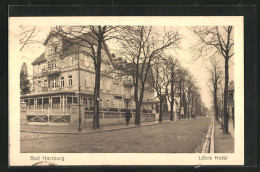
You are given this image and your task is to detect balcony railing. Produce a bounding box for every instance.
[41,86,61,92]
[42,66,61,75]
[40,85,80,92]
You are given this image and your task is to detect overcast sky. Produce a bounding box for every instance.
[11,25,234,109]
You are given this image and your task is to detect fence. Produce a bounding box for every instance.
[25,109,71,124]
[84,110,157,126]
[25,109,159,126]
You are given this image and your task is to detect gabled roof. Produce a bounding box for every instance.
[43,31,70,45]
[31,52,46,65]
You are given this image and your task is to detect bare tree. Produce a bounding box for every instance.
[19,25,42,51]
[176,67,188,119]
[117,26,181,125]
[54,25,118,130]
[150,57,169,122]
[186,74,195,119]
[206,57,223,121]
[189,26,233,134]
[165,56,179,121]
[190,85,197,118]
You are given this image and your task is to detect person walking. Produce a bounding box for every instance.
[125,109,132,126]
[180,107,184,119]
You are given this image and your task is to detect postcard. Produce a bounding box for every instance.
[9,16,244,166]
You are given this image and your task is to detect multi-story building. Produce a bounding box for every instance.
[21,31,157,116]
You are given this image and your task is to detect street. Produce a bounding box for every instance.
[21,117,211,153]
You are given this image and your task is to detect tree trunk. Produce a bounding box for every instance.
[223,58,229,134]
[92,37,102,130]
[170,101,174,121]
[191,94,194,118]
[183,92,187,119]
[187,102,190,119]
[195,95,198,117]
[159,98,163,122]
[179,81,182,120]
[187,92,190,119]
[214,85,219,121]
[170,71,174,121]
[135,103,141,125]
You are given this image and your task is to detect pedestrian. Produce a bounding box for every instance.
[125,109,132,126]
[180,107,184,119]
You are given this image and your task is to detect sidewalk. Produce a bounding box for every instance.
[21,119,178,135]
[214,119,234,153]
[228,119,235,138]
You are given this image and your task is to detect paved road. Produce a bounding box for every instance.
[21,117,211,153]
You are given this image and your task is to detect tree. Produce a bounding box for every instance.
[189,26,233,134]
[165,56,179,121]
[20,62,30,95]
[150,57,169,122]
[192,86,201,117]
[117,26,181,125]
[176,67,188,119]
[186,74,195,119]
[19,25,41,51]
[190,85,197,118]
[54,26,118,130]
[207,57,223,121]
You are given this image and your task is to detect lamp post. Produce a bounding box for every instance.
[76,91,81,131]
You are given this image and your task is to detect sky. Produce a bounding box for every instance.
[11,25,234,109]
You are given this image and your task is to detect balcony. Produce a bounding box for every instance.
[41,86,61,92]
[42,66,61,76]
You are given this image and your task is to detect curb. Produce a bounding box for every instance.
[201,117,214,153]
[210,119,215,153]
[193,116,214,153]
[21,120,177,135]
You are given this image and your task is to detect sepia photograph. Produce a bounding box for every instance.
[9,16,244,166]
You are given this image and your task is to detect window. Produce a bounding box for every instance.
[51,60,54,69]
[106,100,110,108]
[99,99,103,109]
[229,92,233,100]
[107,82,110,91]
[44,80,48,87]
[52,78,57,88]
[73,97,78,104]
[38,80,41,89]
[131,103,134,109]
[54,46,57,53]
[60,77,64,87]
[49,60,56,70]
[69,75,73,86]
